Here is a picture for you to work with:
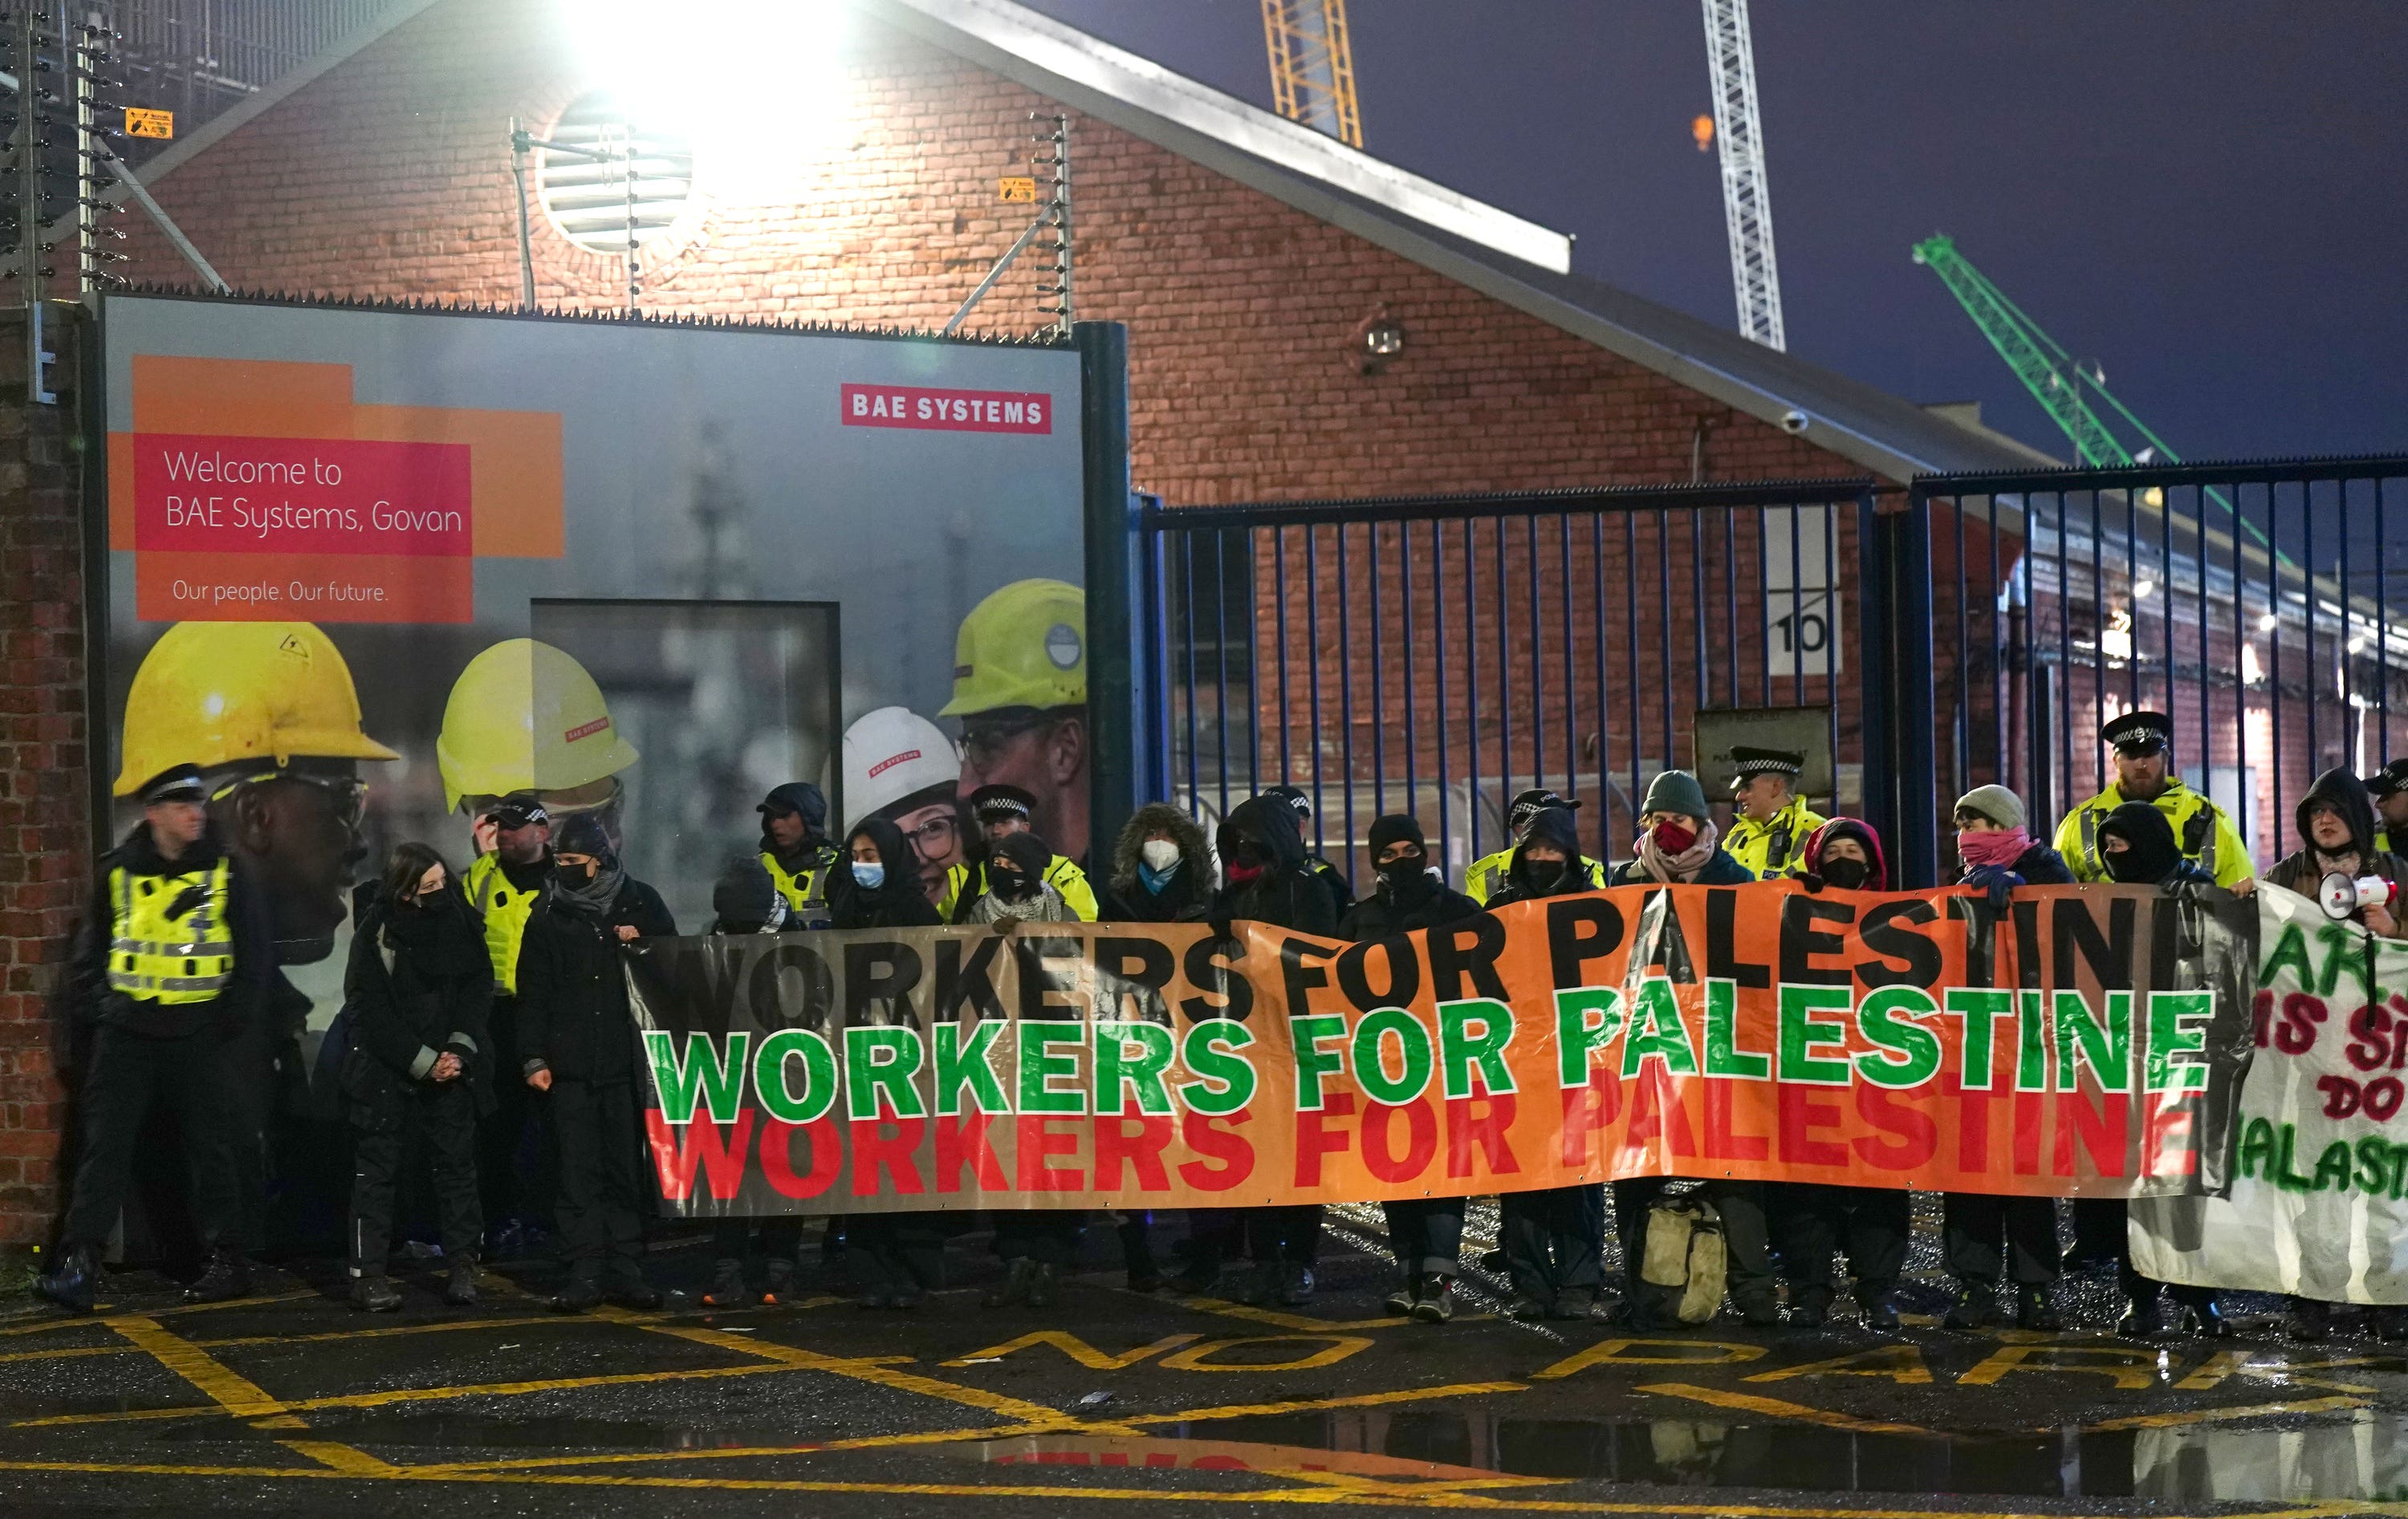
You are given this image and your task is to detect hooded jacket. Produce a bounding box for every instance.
[515,874,676,1084]
[342,886,495,1119]
[1209,796,1339,936]
[1105,802,1214,922]
[830,817,943,931]
[2268,766,2408,901]
[1955,837,2076,886]
[1800,818,1889,892]
[1487,808,1607,906]
[2097,802,2210,887]
[962,832,1077,924]
[1339,866,1482,940]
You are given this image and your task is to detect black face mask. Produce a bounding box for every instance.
[1523,860,1567,893]
[1820,858,1870,891]
[992,867,1035,901]
[1377,853,1426,886]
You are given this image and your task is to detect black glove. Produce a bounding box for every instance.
[1209,912,1236,942]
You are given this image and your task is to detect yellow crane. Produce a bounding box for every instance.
[1261,0,1362,148]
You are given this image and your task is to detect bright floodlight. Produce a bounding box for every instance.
[2257,611,2280,632]
[2131,579,2155,599]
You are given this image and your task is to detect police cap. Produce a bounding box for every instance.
[2101,710,2173,755]
[136,763,209,806]
[2367,759,2408,801]
[970,783,1037,822]
[1263,784,1312,820]
[1728,746,1804,791]
[487,793,550,831]
[1507,788,1580,831]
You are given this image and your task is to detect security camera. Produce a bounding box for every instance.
[1780,408,1809,435]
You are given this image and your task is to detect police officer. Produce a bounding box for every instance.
[940,784,1098,922]
[464,793,554,1257]
[2054,711,2255,888]
[2366,759,2408,858]
[40,765,271,1311]
[1723,747,1827,880]
[1262,785,1354,921]
[1464,789,1606,904]
[757,782,839,928]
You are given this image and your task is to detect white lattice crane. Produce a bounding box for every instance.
[1701,0,1784,350]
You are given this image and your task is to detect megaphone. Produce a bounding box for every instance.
[2319,871,2400,921]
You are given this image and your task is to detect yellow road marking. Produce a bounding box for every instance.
[1123,1379,1528,1426]
[601,1312,1068,1425]
[2087,1395,2368,1432]
[1744,1344,1932,1385]
[1532,1337,1767,1380]
[1168,1293,1409,1332]
[1638,1382,1939,1438]
[1157,1334,1374,1372]
[1956,1342,2166,1391]
[108,1315,305,1429]
[2172,1347,2256,1391]
[279,1440,403,1476]
[941,1330,1201,1369]
[0,1288,315,1338]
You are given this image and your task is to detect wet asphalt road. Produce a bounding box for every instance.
[4,1199,2408,1519]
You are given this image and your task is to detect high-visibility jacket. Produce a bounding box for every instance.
[2053,780,2255,887]
[1464,849,1606,905]
[1724,797,1827,880]
[942,855,1098,922]
[466,851,544,995]
[760,847,836,926]
[107,857,234,1003]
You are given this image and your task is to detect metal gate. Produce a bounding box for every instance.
[1134,477,1885,891]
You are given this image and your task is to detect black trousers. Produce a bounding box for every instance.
[1942,1192,2060,1285]
[846,1212,946,1291]
[1246,1204,1323,1266]
[1502,1184,1602,1297]
[477,998,553,1231]
[1383,1196,1466,1277]
[1775,1183,1909,1305]
[548,1078,644,1285]
[993,1210,1084,1265]
[61,1024,239,1253]
[711,1216,804,1261]
[350,1082,481,1276]
[1615,1177,1779,1314]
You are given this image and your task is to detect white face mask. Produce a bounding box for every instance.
[1141,839,1182,871]
[851,861,885,889]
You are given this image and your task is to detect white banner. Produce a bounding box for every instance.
[2131,883,2408,1302]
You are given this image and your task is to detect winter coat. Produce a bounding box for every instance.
[1487,808,1613,907]
[2098,802,2215,888]
[1799,817,1889,892]
[73,822,274,1042]
[515,877,676,1084]
[2267,766,2408,908]
[1104,802,1214,922]
[1339,869,1483,940]
[829,817,944,931]
[340,891,495,1123]
[1208,796,1340,936]
[962,834,1079,924]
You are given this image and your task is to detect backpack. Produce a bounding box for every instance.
[1640,1194,1729,1326]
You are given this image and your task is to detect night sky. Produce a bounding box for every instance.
[1020,1,2408,465]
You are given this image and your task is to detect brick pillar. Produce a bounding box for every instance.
[0,304,90,1249]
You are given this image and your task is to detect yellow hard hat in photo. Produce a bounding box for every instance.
[939,578,1086,717]
[112,622,398,797]
[436,638,640,811]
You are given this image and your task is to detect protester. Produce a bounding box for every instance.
[1774,819,1908,1330]
[463,792,555,1258]
[1487,806,1610,1320]
[1942,785,2069,1330]
[961,832,1076,926]
[1177,794,1340,1304]
[942,783,1098,923]
[1465,788,1606,904]
[39,766,272,1313]
[2368,759,2408,859]
[339,843,490,1311]
[1723,747,1827,880]
[831,817,945,932]
[701,857,803,1309]
[2056,711,2255,888]
[1263,785,1356,922]
[1341,814,1482,1323]
[757,782,839,928]
[1607,770,1780,1327]
[1103,802,1214,922]
[515,814,674,1313]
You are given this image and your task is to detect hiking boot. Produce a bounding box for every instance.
[550,1277,604,1314]
[1788,1292,1829,1330]
[2288,1298,2331,1343]
[2015,1285,2060,1332]
[1381,1277,1418,1315]
[1503,1292,1549,1322]
[761,1258,797,1306]
[181,1249,252,1305]
[444,1266,478,1306]
[1550,1288,1601,1322]
[1859,1294,1900,1332]
[1944,1282,1996,1330]
[36,1245,101,1314]
[1027,1261,1059,1310]
[1412,1275,1456,1324]
[702,1257,752,1310]
[351,1274,403,1313]
[984,1257,1039,1309]
[1278,1263,1315,1307]
[610,1281,663,1311]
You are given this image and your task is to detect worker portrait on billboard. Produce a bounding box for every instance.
[100,292,1087,1018]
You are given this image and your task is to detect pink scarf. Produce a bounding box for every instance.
[1958,827,2030,871]
[1635,819,1719,883]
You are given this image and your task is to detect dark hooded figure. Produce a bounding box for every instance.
[758,781,839,928]
[962,831,1077,925]
[1104,802,1214,923]
[1340,814,1481,1323]
[2092,799,2227,1339]
[1480,808,1609,1320]
[1176,794,1339,1306]
[702,855,803,1310]
[1771,819,1910,1330]
[829,817,942,932]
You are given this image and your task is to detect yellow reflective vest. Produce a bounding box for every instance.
[107,857,234,1003]
[1724,797,1827,880]
[2053,780,2255,887]
[941,855,1099,922]
[1464,849,1606,905]
[466,851,544,995]
[760,847,835,924]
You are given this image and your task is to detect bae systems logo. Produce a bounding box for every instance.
[840,384,1052,435]
[865,748,922,779]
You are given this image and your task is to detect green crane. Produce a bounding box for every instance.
[1910,234,2193,469]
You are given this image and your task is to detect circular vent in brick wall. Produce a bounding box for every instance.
[538,93,698,255]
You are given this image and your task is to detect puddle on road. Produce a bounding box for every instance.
[946,1409,2408,1504]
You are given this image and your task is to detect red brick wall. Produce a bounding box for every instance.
[0,308,90,1245]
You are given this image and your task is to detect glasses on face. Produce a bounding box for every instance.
[220,770,368,833]
[959,713,1055,773]
[900,813,959,861]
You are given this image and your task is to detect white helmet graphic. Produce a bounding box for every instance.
[841,705,959,831]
